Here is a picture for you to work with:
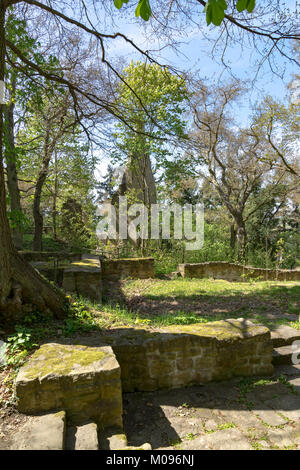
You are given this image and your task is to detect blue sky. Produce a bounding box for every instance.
[93,0,299,178]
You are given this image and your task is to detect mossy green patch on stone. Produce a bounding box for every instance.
[21,344,109,380]
[103,258,154,263]
[165,319,269,341]
[72,260,100,267]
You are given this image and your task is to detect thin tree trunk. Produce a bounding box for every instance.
[52,149,58,240]
[230,222,236,252]
[33,121,51,251]
[4,75,23,249]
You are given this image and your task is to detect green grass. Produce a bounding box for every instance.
[92,278,300,329]
[115,278,300,327]
[122,278,300,301]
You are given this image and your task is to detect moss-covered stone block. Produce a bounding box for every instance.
[16,343,123,429]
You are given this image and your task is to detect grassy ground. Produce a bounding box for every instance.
[100,278,300,329]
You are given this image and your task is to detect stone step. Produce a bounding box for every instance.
[272,346,295,366]
[66,424,151,451]
[99,428,128,450]
[98,427,151,450]
[270,325,300,348]
[119,443,152,450]
[66,422,99,450]
[11,411,66,450]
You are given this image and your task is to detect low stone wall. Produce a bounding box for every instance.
[100,319,274,392]
[178,261,300,282]
[62,255,102,302]
[102,258,155,281]
[30,256,154,302]
[15,320,273,427]
[16,343,123,429]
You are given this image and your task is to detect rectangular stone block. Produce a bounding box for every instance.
[15,343,123,429]
[11,411,66,450]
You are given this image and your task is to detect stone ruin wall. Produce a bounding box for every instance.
[178,261,300,282]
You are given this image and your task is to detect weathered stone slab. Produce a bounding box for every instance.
[107,431,128,450]
[11,411,66,450]
[179,428,253,450]
[101,319,274,393]
[16,343,123,429]
[120,443,152,450]
[255,408,287,426]
[265,394,300,422]
[74,423,99,450]
[270,325,300,348]
[267,428,298,449]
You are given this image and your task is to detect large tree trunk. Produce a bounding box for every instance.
[235,216,247,262]
[4,76,23,249]
[125,152,157,206]
[0,2,13,307]
[0,4,66,323]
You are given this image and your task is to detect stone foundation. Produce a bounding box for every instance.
[101,258,155,281]
[62,255,102,302]
[178,262,300,282]
[30,255,154,302]
[100,319,274,392]
[15,344,123,428]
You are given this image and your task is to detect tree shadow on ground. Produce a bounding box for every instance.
[122,374,300,449]
[106,280,300,324]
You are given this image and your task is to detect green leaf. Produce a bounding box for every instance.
[113,0,127,9]
[212,5,225,26]
[246,0,256,13]
[204,0,227,27]
[205,5,213,25]
[135,0,151,21]
[237,0,256,13]
[236,0,247,12]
